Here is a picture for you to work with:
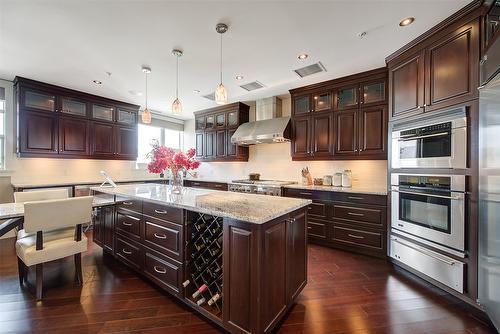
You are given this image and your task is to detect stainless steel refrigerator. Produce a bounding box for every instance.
[479,34,500,332]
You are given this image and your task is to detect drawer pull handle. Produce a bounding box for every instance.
[124,215,140,221]
[299,192,312,196]
[347,196,364,200]
[122,248,132,255]
[154,209,168,214]
[307,226,312,230]
[193,182,201,186]
[308,207,312,210]
[122,201,133,205]
[215,184,222,188]
[154,233,167,239]
[348,234,365,239]
[154,266,167,274]
[347,212,364,217]
[122,221,133,227]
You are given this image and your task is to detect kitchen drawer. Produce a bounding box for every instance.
[333,204,383,225]
[184,180,228,191]
[331,225,383,250]
[334,192,387,206]
[116,196,142,213]
[144,250,182,296]
[143,202,183,223]
[116,211,142,240]
[307,202,329,219]
[144,217,183,261]
[284,188,323,200]
[307,219,328,239]
[116,236,144,270]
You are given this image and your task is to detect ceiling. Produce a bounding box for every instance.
[0,0,470,120]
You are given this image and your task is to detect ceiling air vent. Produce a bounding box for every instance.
[202,92,216,101]
[240,81,265,91]
[294,61,326,78]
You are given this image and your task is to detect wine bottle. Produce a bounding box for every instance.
[192,284,208,298]
[208,246,221,257]
[182,280,190,288]
[196,297,206,306]
[194,222,206,232]
[207,293,221,306]
[194,242,206,251]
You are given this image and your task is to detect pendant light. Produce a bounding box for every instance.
[141,66,152,124]
[171,49,183,115]
[215,23,228,105]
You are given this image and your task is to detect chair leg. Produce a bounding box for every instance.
[74,253,83,285]
[35,264,43,301]
[17,257,25,286]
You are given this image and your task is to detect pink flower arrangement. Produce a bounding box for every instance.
[147,140,200,175]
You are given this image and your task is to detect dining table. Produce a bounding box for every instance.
[0,197,114,237]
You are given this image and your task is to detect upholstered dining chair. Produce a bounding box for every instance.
[14,188,69,204]
[15,196,93,300]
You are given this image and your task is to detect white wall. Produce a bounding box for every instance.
[184,97,387,188]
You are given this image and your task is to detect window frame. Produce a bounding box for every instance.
[136,123,184,165]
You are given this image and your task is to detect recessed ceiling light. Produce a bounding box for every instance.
[298,53,308,60]
[93,80,102,85]
[235,75,244,80]
[193,89,201,94]
[399,17,415,27]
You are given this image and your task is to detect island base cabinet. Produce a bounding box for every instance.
[92,205,115,254]
[223,208,308,334]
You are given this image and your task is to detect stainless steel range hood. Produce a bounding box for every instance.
[231,97,291,146]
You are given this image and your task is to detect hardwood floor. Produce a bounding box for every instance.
[0,233,496,334]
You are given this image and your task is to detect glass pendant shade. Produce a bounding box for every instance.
[172,98,182,114]
[215,83,227,105]
[141,108,152,124]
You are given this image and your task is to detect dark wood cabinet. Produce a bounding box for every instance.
[335,110,358,156]
[358,105,387,157]
[91,122,115,158]
[283,188,387,259]
[18,111,58,155]
[290,67,388,161]
[286,210,307,301]
[183,180,228,191]
[194,102,249,162]
[389,51,425,119]
[115,125,138,160]
[388,19,479,120]
[312,113,334,156]
[292,94,312,115]
[292,117,311,158]
[92,205,114,254]
[59,117,89,156]
[14,77,139,160]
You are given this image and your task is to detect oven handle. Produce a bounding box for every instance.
[398,132,450,141]
[392,237,456,266]
[391,189,463,200]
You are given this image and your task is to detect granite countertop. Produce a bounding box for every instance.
[283,184,388,196]
[91,184,311,224]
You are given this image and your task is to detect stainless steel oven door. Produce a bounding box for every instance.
[391,185,465,252]
[391,114,467,169]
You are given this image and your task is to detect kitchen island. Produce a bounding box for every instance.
[91,183,311,334]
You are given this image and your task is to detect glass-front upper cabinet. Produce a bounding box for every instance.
[313,92,332,112]
[361,81,386,106]
[92,104,114,122]
[60,97,87,117]
[195,117,205,130]
[335,85,358,110]
[216,113,225,127]
[227,111,238,127]
[117,108,137,125]
[293,95,311,115]
[23,89,56,112]
[205,115,214,129]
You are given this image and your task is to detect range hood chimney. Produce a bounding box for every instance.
[231,97,291,146]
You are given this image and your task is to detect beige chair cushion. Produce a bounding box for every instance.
[16,228,87,266]
[14,189,69,203]
[23,196,93,233]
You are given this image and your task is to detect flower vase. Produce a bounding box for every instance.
[171,169,184,194]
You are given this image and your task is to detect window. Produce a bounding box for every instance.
[137,124,183,164]
[0,98,5,169]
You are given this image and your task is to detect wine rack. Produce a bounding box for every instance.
[184,212,223,319]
